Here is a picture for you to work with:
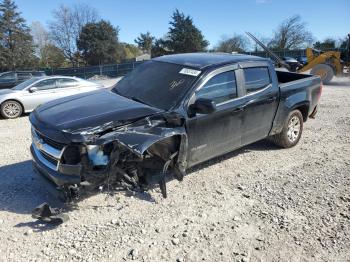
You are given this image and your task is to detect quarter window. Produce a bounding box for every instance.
[32,79,57,90]
[243,67,270,93]
[196,71,237,105]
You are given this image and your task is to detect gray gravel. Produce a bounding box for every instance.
[0,77,349,261]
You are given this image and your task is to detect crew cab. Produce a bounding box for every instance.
[29,53,322,200]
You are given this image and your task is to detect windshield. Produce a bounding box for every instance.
[113,60,200,110]
[12,77,40,90]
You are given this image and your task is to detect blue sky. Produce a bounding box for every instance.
[15,0,350,48]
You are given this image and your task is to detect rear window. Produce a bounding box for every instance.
[243,67,270,93]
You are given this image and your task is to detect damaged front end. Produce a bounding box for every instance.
[30,112,188,201]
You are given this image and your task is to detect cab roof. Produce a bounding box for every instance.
[154,52,268,70]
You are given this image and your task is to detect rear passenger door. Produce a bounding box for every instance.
[239,64,279,146]
[56,78,81,97]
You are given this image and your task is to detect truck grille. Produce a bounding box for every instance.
[31,127,65,171]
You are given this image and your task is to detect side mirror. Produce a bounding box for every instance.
[189,98,216,115]
[28,87,38,93]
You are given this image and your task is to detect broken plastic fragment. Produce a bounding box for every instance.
[32,203,69,224]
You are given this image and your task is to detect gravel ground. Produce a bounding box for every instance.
[0,77,349,262]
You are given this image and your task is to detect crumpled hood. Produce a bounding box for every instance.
[32,90,161,135]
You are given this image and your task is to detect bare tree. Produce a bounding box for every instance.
[31,21,50,57]
[48,4,98,66]
[215,34,248,53]
[269,15,313,50]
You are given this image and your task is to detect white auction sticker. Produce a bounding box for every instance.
[179,68,201,76]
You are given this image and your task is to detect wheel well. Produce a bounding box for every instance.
[294,104,309,122]
[1,99,25,113]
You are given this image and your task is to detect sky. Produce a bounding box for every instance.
[14,0,350,48]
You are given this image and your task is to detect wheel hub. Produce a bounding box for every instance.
[287,116,300,142]
[3,102,20,117]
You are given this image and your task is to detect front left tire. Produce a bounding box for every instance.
[1,100,23,119]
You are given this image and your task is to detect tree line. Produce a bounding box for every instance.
[0,0,348,71]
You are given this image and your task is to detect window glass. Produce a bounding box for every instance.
[196,71,237,105]
[0,72,15,80]
[114,60,198,110]
[17,73,31,80]
[57,78,78,88]
[32,79,57,90]
[243,67,270,93]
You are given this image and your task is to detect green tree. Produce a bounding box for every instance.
[77,20,119,65]
[164,9,209,53]
[40,44,66,68]
[0,0,35,70]
[135,31,154,54]
[215,34,248,53]
[313,38,336,50]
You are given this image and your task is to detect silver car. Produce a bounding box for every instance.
[0,76,103,119]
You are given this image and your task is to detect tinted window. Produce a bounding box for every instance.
[114,61,198,110]
[17,73,32,80]
[12,77,40,90]
[243,67,270,93]
[57,78,78,88]
[196,71,237,105]
[33,79,57,90]
[0,72,15,80]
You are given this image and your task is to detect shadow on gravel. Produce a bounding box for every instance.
[0,160,63,215]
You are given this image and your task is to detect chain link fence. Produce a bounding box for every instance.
[44,61,143,79]
[43,48,347,79]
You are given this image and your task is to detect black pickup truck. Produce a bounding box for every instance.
[29,53,322,200]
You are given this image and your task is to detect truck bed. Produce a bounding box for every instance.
[276,70,315,84]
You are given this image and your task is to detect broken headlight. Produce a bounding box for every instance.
[86,145,109,166]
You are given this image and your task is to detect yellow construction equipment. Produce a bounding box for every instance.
[246,32,350,84]
[298,48,344,84]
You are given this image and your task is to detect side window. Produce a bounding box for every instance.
[195,71,237,105]
[57,78,78,88]
[17,73,32,80]
[32,79,57,90]
[0,72,15,80]
[243,67,271,93]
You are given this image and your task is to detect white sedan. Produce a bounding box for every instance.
[0,76,104,119]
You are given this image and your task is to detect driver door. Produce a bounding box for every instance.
[186,67,245,166]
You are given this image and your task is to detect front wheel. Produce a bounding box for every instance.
[1,100,23,119]
[272,110,303,148]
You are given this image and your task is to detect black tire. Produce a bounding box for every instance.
[1,100,23,119]
[310,64,334,84]
[272,110,303,148]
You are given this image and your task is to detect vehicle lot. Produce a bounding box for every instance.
[0,77,349,261]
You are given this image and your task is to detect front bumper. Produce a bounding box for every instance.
[31,145,81,186]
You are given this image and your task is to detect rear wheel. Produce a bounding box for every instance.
[1,100,23,119]
[310,64,334,84]
[272,110,303,148]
